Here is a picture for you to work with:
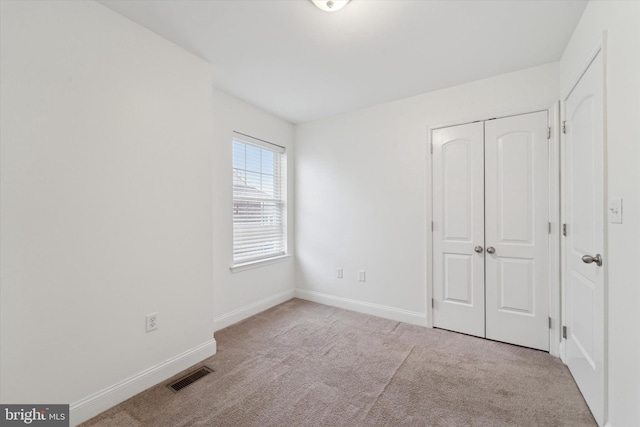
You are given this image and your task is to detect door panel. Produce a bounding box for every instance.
[572,273,596,367]
[485,112,549,351]
[498,257,534,314]
[564,49,604,426]
[442,140,474,241]
[496,132,534,243]
[432,122,485,338]
[443,254,473,304]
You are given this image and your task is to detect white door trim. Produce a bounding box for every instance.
[426,105,562,357]
[548,101,562,355]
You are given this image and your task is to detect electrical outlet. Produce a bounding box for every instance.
[337,268,343,278]
[146,312,158,332]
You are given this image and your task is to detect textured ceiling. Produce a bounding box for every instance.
[97,0,587,123]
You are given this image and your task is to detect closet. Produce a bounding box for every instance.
[431,111,550,351]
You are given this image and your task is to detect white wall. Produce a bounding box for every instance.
[0,0,214,406]
[211,88,295,331]
[560,2,640,426]
[0,1,296,422]
[295,62,559,325]
[0,1,291,424]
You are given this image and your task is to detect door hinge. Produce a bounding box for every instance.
[549,222,551,234]
[562,223,567,236]
[430,143,433,154]
[431,221,434,232]
[547,126,551,139]
[562,121,567,134]
[562,326,567,339]
[548,317,552,329]
[431,298,434,309]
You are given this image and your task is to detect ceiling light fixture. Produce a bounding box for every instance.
[311,0,350,12]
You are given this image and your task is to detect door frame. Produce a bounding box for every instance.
[426,105,562,357]
[559,34,608,423]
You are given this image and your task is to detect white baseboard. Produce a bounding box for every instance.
[213,289,295,331]
[70,338,217,426]
[294,288,427,327]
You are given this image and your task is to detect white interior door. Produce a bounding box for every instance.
[563,49,605,426]
[432,122,485,338]
[485,112,550,351]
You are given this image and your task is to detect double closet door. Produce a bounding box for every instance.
[432,111,550,351]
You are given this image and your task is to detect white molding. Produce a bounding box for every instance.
[548,100,562,358]
[427,103,553,132]
[602,30,610,425]
[295,288,428,327]
[425,125,434,328]
[213,289,294,331]
[70,339,217,426]
[230,254,291,273]
[563,40,603,102]
[559,92,569,365]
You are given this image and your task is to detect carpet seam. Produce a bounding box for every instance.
[391,322,401,333]
[360,344,416,422]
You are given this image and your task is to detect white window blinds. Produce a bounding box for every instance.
[232,133,286,265]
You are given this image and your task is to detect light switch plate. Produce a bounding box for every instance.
[609,198,622,224]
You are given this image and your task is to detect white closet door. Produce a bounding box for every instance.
[484,112,550,351]
[432,122,485,338]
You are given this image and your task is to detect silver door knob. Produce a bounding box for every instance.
[582,254,602,267]
[486,246,496,254]
[474,246,483,253]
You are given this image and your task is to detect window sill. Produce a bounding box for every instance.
[230,254,291,273]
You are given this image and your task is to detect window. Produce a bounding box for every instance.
[232,132,286,266]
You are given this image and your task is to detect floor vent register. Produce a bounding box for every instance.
[167,367,213,392]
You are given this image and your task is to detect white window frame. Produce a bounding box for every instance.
[231,132,287,270]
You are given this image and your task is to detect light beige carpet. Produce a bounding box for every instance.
[82,299,596,426]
